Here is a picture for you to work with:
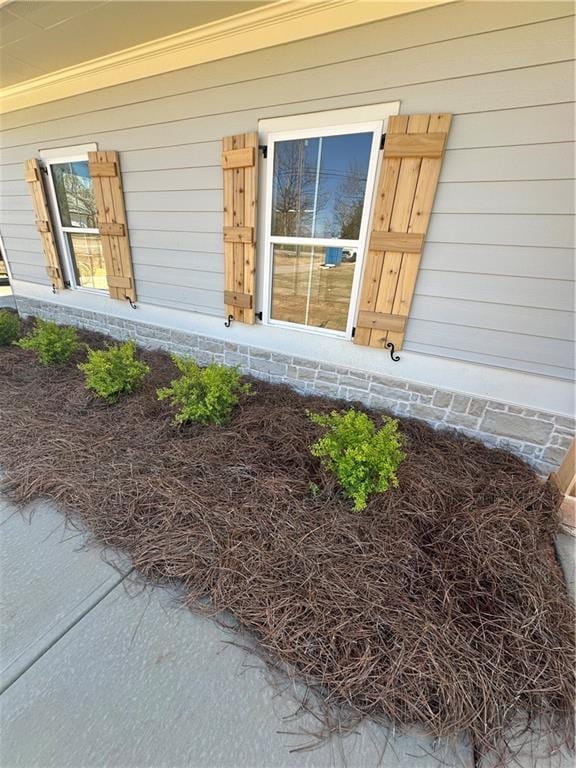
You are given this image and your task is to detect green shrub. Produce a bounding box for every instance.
[308,408,405,512]
[15,318,79,364]
[157,357,251,425]
[78,340,149,402]
[0,310,21,346]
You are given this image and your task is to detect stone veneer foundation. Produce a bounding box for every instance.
[15,297,574,476]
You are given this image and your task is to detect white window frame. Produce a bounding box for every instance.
[260,105,398,340]
[41,145,104,295]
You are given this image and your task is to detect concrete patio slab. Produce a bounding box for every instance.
[0,498,127,693]
[0,501,473,768]
[2,497,573,767]
[0,578,473,768]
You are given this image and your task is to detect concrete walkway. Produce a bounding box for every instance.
[0,496,573,768]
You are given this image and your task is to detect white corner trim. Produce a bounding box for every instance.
[258,101,400,136]
[0,0,455,115]
[38,143,98,160]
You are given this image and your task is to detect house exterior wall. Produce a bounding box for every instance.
[0,2,574,470]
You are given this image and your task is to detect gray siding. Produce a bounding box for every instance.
[0,1,573,380]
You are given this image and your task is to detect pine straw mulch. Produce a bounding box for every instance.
[0,319,574,766]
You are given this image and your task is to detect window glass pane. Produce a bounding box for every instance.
[52,161,97,228]
[68,233,106,290]
[271,243,357,332]
[271,132,372,240]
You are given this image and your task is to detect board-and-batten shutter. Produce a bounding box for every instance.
[87,150,136,302]
[354,113,451,350]
[23,158,65,289]
[221,132,258,324]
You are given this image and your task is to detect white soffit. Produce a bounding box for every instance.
[0,0,456,114]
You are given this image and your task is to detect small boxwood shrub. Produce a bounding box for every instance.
[15,318,79,365]
[308,408,405,512]
[79,340,150,402]
[0,310,21,346]
[157,357,251,425]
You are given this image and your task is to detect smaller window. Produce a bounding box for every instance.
[44,154,106,292]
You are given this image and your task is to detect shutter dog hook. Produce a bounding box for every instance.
[52,283,57,294]
[126,295,137,310]
[386,342,400,362]
[224,314,233,328]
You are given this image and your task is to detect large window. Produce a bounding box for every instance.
[45,156,106,291]
[263,122,382,337]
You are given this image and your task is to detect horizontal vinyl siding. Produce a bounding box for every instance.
[0,1,573,380]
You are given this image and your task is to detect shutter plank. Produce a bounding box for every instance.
[355,113,451,351]
[223,135,236,320]
[384,132,447,158]
[88,150,136,302]
[388,113,452,348]
[221,147,255,169]
[356,311,406,332]
[222,132,257,324]
[23,158,65,288]
[223,226,254,243]
[224,290,252,308]
[354,116,407,347]
[370,231,424,253]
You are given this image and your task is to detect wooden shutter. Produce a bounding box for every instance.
[88,151,136,302]
[221,132,258,323]
[23,158,65,289]
[354,113,451,350]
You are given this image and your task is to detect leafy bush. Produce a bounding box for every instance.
[157,357,251,425]
[0,310,21,346]
[308,408,405,512]
[15,318,78,364]
[78,340,150,402]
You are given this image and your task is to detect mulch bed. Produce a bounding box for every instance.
[0,318,574,764]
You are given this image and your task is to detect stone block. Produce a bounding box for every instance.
[407,404,446,422]
[270,352,292,364]
[199,339,224,353]
[445,413,480,429]
[224,352,248,368]
[249,358,287,376]
[552,433,574,449]
[451,394,471,413]
[368,395,397,412]
[248,347,272,360]
[339,375,370,391]
[341,387,371,405]
[406,383,435,397]
[292,356,320,371]
[295,367,317,382]
[370,383,411,401]
[310,381,339,396]
[315,369,339,383]
[432,391,453,409]
[554,415,576,431]
[480,410,554,444]
[372,375,408,390]
[170,331,197,347]
[542,445,570,466]
[467,398,489,418]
